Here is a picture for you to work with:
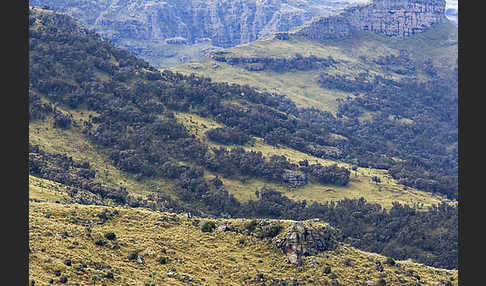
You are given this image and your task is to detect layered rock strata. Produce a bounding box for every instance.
[30,0,360,48]
[294,0,449,39]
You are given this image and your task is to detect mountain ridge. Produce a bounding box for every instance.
[29,0,371,68]
[28,3,458,276]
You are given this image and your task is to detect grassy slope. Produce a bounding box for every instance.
[28,8,455,211]
[29,110,177,201]
[28,199,458,286]
[29,91,448,211]
[170,23,458,114]
[174,112,449,209]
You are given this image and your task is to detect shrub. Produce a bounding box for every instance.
[128,251,140,261]
[201,221,216,232]
[384,257,395,266]
[95,239,107,246]
[323,265,332,274]
[104,232,117,240]
[157,256,167,265]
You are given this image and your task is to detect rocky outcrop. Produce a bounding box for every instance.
[282,170,308,186]
[273,220,340,265]
[30,0,361,48]
[294,0,449,39]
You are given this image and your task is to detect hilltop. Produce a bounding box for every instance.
[28,5,457,271]
[29,198,458,285]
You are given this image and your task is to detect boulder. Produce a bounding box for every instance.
[273,221,340,266]
[282,170,307,186]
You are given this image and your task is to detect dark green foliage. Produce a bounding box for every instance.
[52,109,72,129]
[104,232,116,240]
[300,163,350,186]
[243,220,259,233]
[374,50,416,75]
[318,72,374,92]
[211,53,337,72]
[29,90,53,121]
[95,239,107,246]
[201,221,216,233]
[29,144,128,204]
[27,9,457,270]
[383,257,395,266]
[333,74,457,199]
[127,251,140,261]
[323,265,332,274]
[239,188,457,269]
[206,127,253,145]
[157,256,168,265]
[104,272,114,279]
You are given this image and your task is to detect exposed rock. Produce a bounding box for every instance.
[165,37,188,45]
[216,222,236,232]
[282,170,307,186]
[30,0,356,48]
[294,0,449,40]
[273,221,340,266]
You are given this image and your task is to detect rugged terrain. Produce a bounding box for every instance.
[29,0,458,67]
[28,2,458,282]
[29,0,370,67]
[29,191,458,285]
[171,0,458,201]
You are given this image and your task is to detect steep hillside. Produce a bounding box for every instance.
[29,198,458,285]
[28,7,457,269]
[171,0,458,201]
[29,0,371,68]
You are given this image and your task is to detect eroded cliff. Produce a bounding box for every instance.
[294,0,449,40]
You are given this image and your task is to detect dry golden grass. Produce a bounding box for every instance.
[28,200,458,286]
[174,112,449,210]
[171,58,352,114]
[170,23,457,116]
[29,110,175,200]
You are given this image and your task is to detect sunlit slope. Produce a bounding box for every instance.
[28,200,458,286]
[173,112,449,209]
[171,22,458,114]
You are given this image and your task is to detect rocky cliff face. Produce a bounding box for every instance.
[30,0,366,48]
[273,221,340,265]
[295,0,448,39]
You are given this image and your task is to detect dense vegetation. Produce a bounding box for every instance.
[316,51,458,199]
[240,187,458,270]
[210,52,338,72]
[28,8,457,269]
[205,127,253,145]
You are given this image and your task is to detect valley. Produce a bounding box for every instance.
[27,0,459,283]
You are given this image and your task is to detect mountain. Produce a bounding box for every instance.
[29,0,371,68]
[172,0,458,199]
[28,2,457,277]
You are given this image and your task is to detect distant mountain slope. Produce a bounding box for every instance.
[172,0,458,200]
[28,7,457,269]
[29,0,370,68]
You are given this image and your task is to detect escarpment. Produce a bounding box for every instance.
[29,0,357,48]
[294,0,449,40]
